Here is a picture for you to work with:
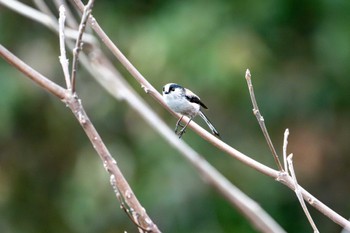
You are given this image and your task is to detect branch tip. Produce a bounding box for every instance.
[245,68,251,78]
[245,70,283,171]
[59,5,65,15]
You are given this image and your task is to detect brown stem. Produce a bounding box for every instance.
[245,69,284,171]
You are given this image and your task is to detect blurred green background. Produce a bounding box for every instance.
[1,0,350,232]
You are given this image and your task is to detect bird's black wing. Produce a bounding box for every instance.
[185,89,208,109]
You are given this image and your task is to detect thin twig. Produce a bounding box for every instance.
[110,175,153,232]
[53,0,79,29]
[245,69,284,171]
[287,154,319,233]
[283,128,289,172]
[58,5,72,90]
[70,0,95,93]
[283,129,319,232]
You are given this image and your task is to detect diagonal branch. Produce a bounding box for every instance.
[0,44,161,233]
[66,93,160,232]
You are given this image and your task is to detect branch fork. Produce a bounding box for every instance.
[246,69,319,232]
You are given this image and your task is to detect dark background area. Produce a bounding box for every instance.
[1,0,350,232]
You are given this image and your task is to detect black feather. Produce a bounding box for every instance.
[185,95,208,109]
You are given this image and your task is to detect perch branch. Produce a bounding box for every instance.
[87,52,286,233]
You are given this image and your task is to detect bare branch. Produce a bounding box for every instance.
[66,94,160,232]
[245,69,284,171]
[283,129,289,173]
[71,0,95,93]
[53,0,79,29]
[287,154,319,233]
[58,6,72,90]
[283,129,319,232]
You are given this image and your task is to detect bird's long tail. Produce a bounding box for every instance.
[198,111,220,138]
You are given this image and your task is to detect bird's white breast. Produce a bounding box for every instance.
[163,92,200,117]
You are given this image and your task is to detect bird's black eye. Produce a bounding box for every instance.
[162,87,165,92]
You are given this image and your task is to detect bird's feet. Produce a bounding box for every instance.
[174,122,184,134]
[177,128,186,138]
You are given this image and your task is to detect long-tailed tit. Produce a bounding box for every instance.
[162,83,220,138]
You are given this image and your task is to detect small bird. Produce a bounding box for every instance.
[162,83,220,138]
